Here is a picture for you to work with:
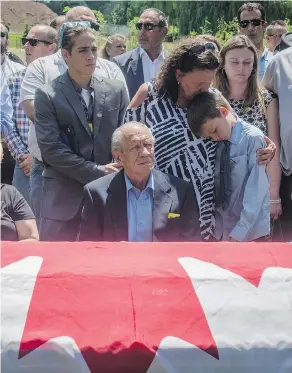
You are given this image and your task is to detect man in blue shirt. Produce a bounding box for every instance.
[79,122,201,242]
[187,91,270,242]
[237,2,270,80]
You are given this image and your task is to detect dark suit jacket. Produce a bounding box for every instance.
[79,169,201,242]
[113,48,144,100]
[34,71,129,221]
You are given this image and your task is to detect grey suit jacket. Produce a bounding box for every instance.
[34,71,129,221]
[79,169,201,242]
[113,48,144,100]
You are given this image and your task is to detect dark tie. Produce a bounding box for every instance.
[76,88,94,133]
[216,140,232,209]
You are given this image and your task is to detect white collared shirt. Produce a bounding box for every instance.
[1,55,25,78]
[139,47,165,83]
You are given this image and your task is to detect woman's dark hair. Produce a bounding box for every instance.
[155,36,219,102]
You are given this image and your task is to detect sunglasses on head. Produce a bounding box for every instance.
[22,37,52,47]
[1,31,7,38]
[178,43,216,71]
[59,20,99,47]
[136,22,165,31]
[239,19,264,28]
[73,20,100,31]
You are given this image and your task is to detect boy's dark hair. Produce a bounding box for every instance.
[187,91,231,136]
[237,2,266,22]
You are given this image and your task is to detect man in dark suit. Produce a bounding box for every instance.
[34,24,129,241]
[113,8,168,99]
[79,122,201,242]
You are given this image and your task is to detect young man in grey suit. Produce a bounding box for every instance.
[79,122,201,242]
[113,8,168,99]
[34,25,129,241]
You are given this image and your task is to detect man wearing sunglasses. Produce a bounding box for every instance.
[266,20,288,53]
[1,23,25,78]
[237,2,269,80]
[20,6,127,225]
[113,8,168,100]
[5,25,58,207]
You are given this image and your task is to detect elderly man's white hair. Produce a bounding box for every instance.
[111,122,154,152]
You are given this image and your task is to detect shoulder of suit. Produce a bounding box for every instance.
[85,173,117,192]
[113,48,140,65]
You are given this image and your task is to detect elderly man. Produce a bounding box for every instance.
[34,24,128,241]
[6,25,58,205]
[113,8,168,99]
[237,2,269,79]
[79,122,201,242]
[264,46,292,241]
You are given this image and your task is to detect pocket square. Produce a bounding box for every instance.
[168,213,180,219]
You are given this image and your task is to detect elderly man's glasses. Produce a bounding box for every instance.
[136,22,165,31]
[22,38,53,47]
[239,19,265,28]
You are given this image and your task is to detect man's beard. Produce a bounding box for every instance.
[1,40,8,56]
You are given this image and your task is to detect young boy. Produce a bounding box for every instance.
[187,91,270,242]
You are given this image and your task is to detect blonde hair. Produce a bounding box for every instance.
[215,34,264,111]
[100,34,126,60]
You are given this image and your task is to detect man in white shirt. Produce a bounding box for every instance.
[264,46,292,241]
[113,8,168,99]
[19,5,127,225]
[1,23,25,78]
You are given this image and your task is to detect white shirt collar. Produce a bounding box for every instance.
[139,46,165,61]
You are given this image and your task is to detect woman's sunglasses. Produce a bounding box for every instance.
[239,19,265,28]
[1,31,7,38]
[136,22,165,31]
[22,38,52,47]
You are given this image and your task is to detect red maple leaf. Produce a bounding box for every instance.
[2,242,292,373]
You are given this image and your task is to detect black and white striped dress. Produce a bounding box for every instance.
[125,86,217,239]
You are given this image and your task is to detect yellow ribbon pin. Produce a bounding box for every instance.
[168,213,180,219]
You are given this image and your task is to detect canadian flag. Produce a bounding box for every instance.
[1,242,292,373]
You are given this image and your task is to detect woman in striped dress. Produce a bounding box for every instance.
[125,37,275,240]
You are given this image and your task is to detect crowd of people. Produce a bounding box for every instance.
[1,2,291,243]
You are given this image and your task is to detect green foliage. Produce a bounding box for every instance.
[215,17,238,44]
[22,24,30,38]
[200,17,213,35]
[285,18,292,32]
[62,5,71,14]
[93,10,106,25]
[166,25,180,42]
[127,16,139,34]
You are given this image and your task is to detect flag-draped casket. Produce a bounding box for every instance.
[1,242,292,373]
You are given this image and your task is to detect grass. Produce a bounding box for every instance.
[9,32,23,49]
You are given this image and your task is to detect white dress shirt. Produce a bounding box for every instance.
[139,47,165,83]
